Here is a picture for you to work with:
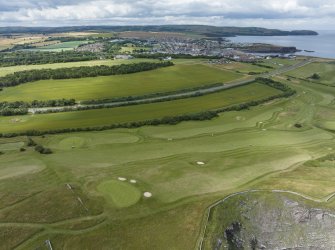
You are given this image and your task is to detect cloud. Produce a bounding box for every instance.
[0,0,334,29]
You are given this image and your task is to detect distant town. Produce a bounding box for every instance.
[76,35,298,63]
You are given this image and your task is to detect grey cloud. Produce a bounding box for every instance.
[0,0,334,28]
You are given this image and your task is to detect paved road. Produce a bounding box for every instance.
[29,59,314,114]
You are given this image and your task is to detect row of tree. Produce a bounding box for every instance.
[0,51,100,67]
[0,61,173,87]
[0,99,76,116]
[0,79,296,138]
[27,138,53,154]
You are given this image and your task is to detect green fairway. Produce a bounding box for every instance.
[0,83,280,133]
[0,64,243,102]
[97,180,141,207]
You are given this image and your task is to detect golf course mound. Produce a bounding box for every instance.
[97,180,142,208]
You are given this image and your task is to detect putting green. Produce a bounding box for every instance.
[58,137,87,149]
[97,180,141,208]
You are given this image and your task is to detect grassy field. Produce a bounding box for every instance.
[0,82,280,133]
[0,60,335,249]
[286,62,335,85]
[0,58,157,77]
[0,63,243,102]
[208,58,300,75]
[27,41,90,52]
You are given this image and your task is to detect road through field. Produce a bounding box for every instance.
[29,59,313,114]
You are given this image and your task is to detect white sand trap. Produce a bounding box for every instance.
[262,129,267,131]
[130,179,137,183]
[143,192,152,198]
[197,161,205,165]
[118,177,127,181]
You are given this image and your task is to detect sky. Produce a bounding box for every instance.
[0,0,334,29]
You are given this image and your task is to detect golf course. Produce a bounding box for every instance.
[0,56,335,250]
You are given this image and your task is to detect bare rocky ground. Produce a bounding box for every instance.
[211,193,335,250]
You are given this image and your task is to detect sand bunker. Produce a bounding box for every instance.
[130,179,137,183]
[143,192,152,198]
[197,161,205,165]
[118,177,127,181]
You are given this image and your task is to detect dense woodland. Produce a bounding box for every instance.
[0,61,173,87]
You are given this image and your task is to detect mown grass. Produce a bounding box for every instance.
[0,83,280,133]
[97,180,141,207]
[0,64,243,102]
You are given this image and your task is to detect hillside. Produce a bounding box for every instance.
[0,25,318,37]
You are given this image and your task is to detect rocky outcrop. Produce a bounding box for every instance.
[208,193,335,249]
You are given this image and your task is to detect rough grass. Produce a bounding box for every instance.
[0,63,243,102]
[287,62,335,85]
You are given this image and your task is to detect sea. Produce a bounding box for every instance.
[228,30,335,59]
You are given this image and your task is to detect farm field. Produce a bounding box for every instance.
[27,41,90,52]
[0,82,280,133]
[0,63,244,102]
[0,58,156,77]
[0,35,46,51]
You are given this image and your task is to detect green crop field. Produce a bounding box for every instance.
[0,64,243,102]
[0,82,280,133]
[0,58,335,250]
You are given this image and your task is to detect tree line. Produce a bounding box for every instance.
[0,61,173,88]
[0,99,76,116]
[0,78,296,138]
[0,51,100,67]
